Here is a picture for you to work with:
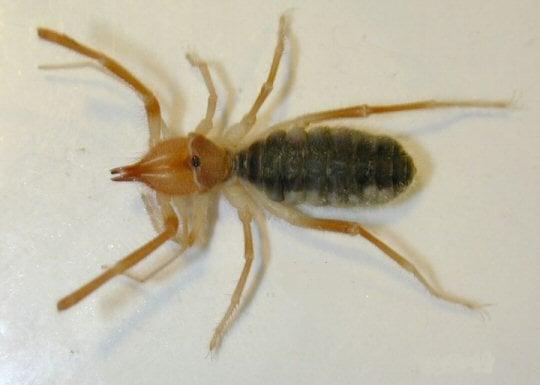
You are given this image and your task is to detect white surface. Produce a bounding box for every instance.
[1,1,539,384]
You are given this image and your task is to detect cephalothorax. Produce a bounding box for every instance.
[38,16,507,351]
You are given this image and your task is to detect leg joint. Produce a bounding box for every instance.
[261,83,273,94]
[241,114,256,128]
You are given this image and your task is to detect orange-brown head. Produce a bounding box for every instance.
[111,134,232,195]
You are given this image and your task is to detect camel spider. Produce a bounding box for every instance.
[37,15,508,351]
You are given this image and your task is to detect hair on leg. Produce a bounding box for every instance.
[268,99,510,133]
[228,184,270,313]
[209,206,254,352]
[116,193,216,283]
[243,183,482,310]
[38,28,175,222]
[57,216,179,310]
[37,28,165,146]
[104,213,191,283]
[226,15,288,144]
[186,53,218,135]
[206,182,269,352]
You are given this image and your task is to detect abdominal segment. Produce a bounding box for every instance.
[234,126,416,206]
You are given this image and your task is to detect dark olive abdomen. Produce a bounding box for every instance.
[234,126,415,205]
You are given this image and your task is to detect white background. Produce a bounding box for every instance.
[1,1,539,384]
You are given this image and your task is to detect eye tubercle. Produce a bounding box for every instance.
[189,134,232,189]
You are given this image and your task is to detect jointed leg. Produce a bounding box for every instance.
[108,240,193,284]
[270,99,510,131]
[186,53,218,135]
[209,209,254,351]
[38,29,188,304]
[227,15,287,142]
[37,28,164,146]
[39,29,182,283]
[141,191,168,234]
[57,216,179,310]
[301,217,480,308]
[114,193,214,283]
[244,183,481,310]
[242,15,287,128]
[104,215,192,284]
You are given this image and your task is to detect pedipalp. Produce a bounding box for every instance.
[57,216,179,310]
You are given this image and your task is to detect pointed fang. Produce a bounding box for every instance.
[110,164,141,182]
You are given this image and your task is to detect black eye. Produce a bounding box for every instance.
[191,155,201,168]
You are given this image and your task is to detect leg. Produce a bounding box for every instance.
[115,193,213,283]
[102,213,192,284]
[57,216,179,310]
[186,53,218,135]
[243,182,481,310]
[209,209,254,351]
[39,28,179,267]
[227,15,287,141]
[106,239,192,283]
[141,191,168,234]
[37,28,164,146]
[271,99,510,131]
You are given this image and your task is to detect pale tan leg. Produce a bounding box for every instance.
[38,60,99,71]
[141,191,167,234]
[140,189,179,256]
[38,28,165,146]
[115,194,213,283]
[102,214,194,283]
[38,31,179,239]
[38,28,189,296]
[112,191,215,283]
[244,183,481,310]
[209,209,254,352]
[106,239,193,283]
[202,183,269,352]
[186,53,218,135]
[242,15,287,128]
[57,216,179,310]
[226,15,287,142]
[37,28,174,230]
[269,99,510,132]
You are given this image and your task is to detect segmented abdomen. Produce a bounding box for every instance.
[234,127,416,206]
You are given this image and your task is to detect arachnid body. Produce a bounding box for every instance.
[235,127,415,206]
[38,16,508,351]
